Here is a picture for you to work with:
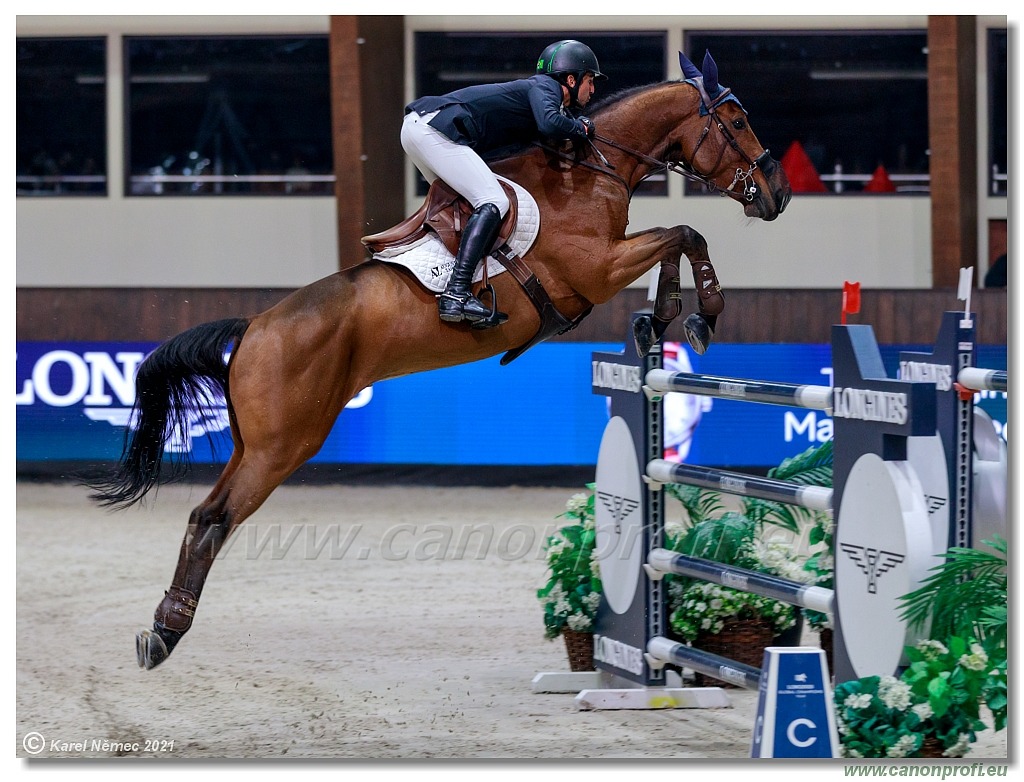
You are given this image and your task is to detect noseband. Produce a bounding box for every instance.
[592,83,769,202]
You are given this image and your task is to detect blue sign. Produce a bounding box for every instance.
[751,648,838,758]
[16,340,1007,469]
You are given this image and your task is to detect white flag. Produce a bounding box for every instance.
[957,266,974,301]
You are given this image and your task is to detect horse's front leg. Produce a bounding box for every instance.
[613,225,723,356]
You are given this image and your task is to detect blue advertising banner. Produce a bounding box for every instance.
[16,340,1006,469]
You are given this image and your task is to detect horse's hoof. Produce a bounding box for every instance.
[136,628,169,670]
[683,313,713,355]
[632,315,655,357]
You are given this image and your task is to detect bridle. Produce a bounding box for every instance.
[589,81,772,202]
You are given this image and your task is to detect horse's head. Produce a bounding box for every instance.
[673,50,791,221]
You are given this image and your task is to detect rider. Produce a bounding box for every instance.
[402,39,606,327]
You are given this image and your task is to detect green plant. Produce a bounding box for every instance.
[899,536,1008,735]
[835,536,1007,758]
[536,484,602,639]
[669,578,798,642]
[801,509,835,632]
[746,439,833,534]
[900,536,1008,648]
[834,636,999,758]
[664,512,803,641]
[661,442,832,643]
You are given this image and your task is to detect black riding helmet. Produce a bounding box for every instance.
[536,40,606,106]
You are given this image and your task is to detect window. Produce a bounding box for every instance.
[413,31,667,195]
[17,37,107,197]
[988,28,1007,197]
[684,30,930,194]
[125,36,333,196]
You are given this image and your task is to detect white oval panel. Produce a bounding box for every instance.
[594,416,644,615]
[835,454,935,678]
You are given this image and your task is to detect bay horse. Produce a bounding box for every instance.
[86,51,791,669]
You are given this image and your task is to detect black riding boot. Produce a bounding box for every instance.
[438,203,506,325]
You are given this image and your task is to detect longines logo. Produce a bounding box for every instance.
[16,347,373,453]
[926,495,948,515]
[839,544,905,594]
[596,491,639,535]
[899,360,953,392]
[591,361,642,393]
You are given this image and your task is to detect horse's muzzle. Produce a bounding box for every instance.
[746,152,791,221]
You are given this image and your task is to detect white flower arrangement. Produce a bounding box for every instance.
[667,538,802,643]
[834,635,1004,758]
[537,485,602,640]
[669,580,798,642]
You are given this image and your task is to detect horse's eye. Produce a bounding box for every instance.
[732,118,747,131]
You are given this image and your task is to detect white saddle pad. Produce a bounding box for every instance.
[372,176,541,293]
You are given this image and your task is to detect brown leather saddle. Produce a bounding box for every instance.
[362,179,518,258]
[360,180,592,365]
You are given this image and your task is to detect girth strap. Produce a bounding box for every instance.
[490,244,592,365]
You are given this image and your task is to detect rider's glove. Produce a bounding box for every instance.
[578,116,596,139]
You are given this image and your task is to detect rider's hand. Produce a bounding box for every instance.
[578,116,596,139]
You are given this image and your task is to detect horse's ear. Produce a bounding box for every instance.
[678,51,702,81]
[701,50,721,96]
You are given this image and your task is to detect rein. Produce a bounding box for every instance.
[590,86,768,202]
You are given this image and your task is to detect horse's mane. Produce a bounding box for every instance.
[588,80,684,116]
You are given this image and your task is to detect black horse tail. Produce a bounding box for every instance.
[86,317,251,509]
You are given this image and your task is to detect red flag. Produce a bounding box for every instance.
[842,281,861,324]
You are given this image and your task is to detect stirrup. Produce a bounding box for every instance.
[469,284,508,330]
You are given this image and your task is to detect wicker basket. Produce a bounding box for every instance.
[918,738,947,758]
[692,616,775,688]
[562,630,595,672]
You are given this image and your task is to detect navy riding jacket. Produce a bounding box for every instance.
[406,75,589,151]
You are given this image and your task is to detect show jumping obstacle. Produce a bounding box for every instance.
[533,308,1006,714]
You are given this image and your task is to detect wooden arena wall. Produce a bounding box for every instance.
[16,287,1008,346]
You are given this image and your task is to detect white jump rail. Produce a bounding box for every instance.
[958,367,1007,393]
[646,459,834,512]
[644,369,833,411]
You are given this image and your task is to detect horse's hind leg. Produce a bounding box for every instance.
[136,454,285,669]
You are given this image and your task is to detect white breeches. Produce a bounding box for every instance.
[401,111,510,217]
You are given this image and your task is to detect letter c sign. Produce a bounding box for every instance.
[786,718,817,748]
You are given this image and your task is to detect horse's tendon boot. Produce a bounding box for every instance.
[155,585,198,633]
[689,259,724,316]
[136,585,196,668]
[654,260,683,324]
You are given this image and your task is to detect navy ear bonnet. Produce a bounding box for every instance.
[679,50,745,115]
